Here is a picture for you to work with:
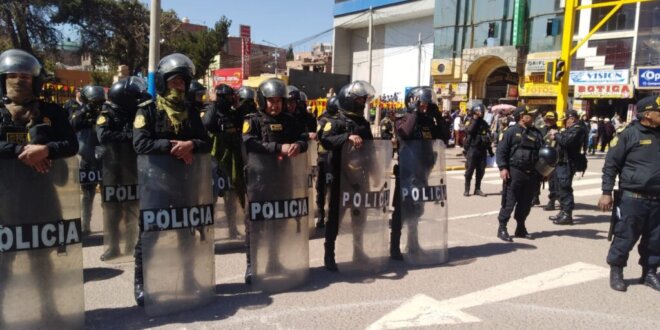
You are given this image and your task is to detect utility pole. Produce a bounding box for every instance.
[366,6,374,122]
[417,32,422,86]
[147,0,160,98]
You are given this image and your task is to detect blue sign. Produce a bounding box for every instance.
[638,67,660,89]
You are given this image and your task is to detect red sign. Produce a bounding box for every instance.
[240,25,251,78]
[574,84,633,99]
[213,68,243,89]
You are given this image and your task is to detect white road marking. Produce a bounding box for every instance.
[448,210,499,221]
[367,262,609,329]
[574,188,604,197]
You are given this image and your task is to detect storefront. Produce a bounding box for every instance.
[570,69,634,120]
[518,52,560,115]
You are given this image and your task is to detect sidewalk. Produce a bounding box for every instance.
[443,146,467,171]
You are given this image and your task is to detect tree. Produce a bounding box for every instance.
[165,16,231,79]
[286,45,294,61]
[0,1,61,54]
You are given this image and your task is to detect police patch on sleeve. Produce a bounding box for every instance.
[96,115,107,125]
[133,114,146,129]
[242,120,250,134]
[609,136,618,148]
[323,122,332,132]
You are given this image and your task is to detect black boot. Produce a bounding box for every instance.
[552,211,573,225]
[610,266,626,292]
[134,274,144,307]
[324,242,338,272]
[463,181,470,197]
[100,247,120,261]
[640,267,660,291]
[473,189,486,197]
[497,226,513,242]
[549,211,565,221]
[543,200,556,211]
[514,223,533,239]
[244,264,253,285]
[390,231,403,261]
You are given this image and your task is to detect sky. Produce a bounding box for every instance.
[154,0,335,51]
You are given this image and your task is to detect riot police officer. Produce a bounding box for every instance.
[537,112,559,210]
[287,85,317,140]
[242,78,308,283]
[599,96,660,292]
[463,104,494,197]
[70,85,106,234]
[132,53,211,306]
[203,83,245,238]
[63,88,83,119]
[390,86,441,260]
[547,110,587,225]
[318,80,376,272]
[188,80,207,113]
[314,96,339,228]
[96,77,148,261]
[380,109,395,140]
[0,49,79,326]
[236,86,257,117]
[495,106,543,241]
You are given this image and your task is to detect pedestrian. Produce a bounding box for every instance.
[599,95,660,292]
[547,110,587,225]
[495,106,543,242]
[588,117,599,155]
[463,104,494,197]
[600,117,615,152]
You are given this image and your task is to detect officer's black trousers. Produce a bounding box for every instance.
[315,154,330,219]
[81,183,98,230]
[464,148,487,188]
[497,167,539,226]
[325,166,366,246]
[607,195,660,268]
[555,163,575,213]
[547,171,558,202]
[391,164,422,248]
[102,201,138,253]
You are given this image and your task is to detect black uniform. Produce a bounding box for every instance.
[0,101,78,321]
[203,99,246,237]
[537,123,559,209]
[63,98,83,119]
[463,118,493,195]
[390,110,440,258]
[315,112,335,227]
[242,110,307,275]
[551,120,587,223]
[318,111,373,262]
[604,121,660,274]
[96,103,139,259]
[496,124,543,239]
[293,106,318,139]
[379,116,394,140]
[70,103,103,232]
[132,98,211,302]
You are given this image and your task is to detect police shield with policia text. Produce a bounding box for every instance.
[242,78,310,291]
[392,86,448,265]
[132,53,215,315]
[96,77,149,262]
[0,49,84,329]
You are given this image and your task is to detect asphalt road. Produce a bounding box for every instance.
[78,153,660,329]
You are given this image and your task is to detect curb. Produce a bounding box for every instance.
[446,165,466,171]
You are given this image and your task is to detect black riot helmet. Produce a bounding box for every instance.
[237,86,256,104]
[80,85,106,105]
[337,80,375,114]
[187,81,207,104]
[299,91,308,104]
[404,87,421,111]
[0,49,44,97]
[326,96,339,115]
[155,53,195,95]
[287,85,300,101]
[470,104,486,115]
[257,78,288,111]
[214,83,234,104]
[416,86,436,105]
[535,145,559,177]
[108,76,148,111]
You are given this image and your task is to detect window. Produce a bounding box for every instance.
[589,0,636,32]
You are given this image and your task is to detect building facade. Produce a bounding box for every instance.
[333,0,435,98]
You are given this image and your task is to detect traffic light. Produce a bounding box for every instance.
[545,60,556,83]
[554,59,566,82]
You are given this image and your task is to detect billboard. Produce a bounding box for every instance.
[213,68,242,89]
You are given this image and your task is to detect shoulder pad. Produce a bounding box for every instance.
[137,99,154,108]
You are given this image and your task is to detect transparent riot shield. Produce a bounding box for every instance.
[246,153,309,292]
[77,126,103,234]
[307,140,319,235]
[212,158,246,251]
[0,157,84,330]
[138,154,215,316]
[100,142,139,263]
[336,140,392,273]
[397,140,448,265]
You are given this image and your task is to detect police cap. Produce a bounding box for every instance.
[544,112,556,120]
[636,96,660,113]
[565,110,579,120]
[513,105,537,119]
